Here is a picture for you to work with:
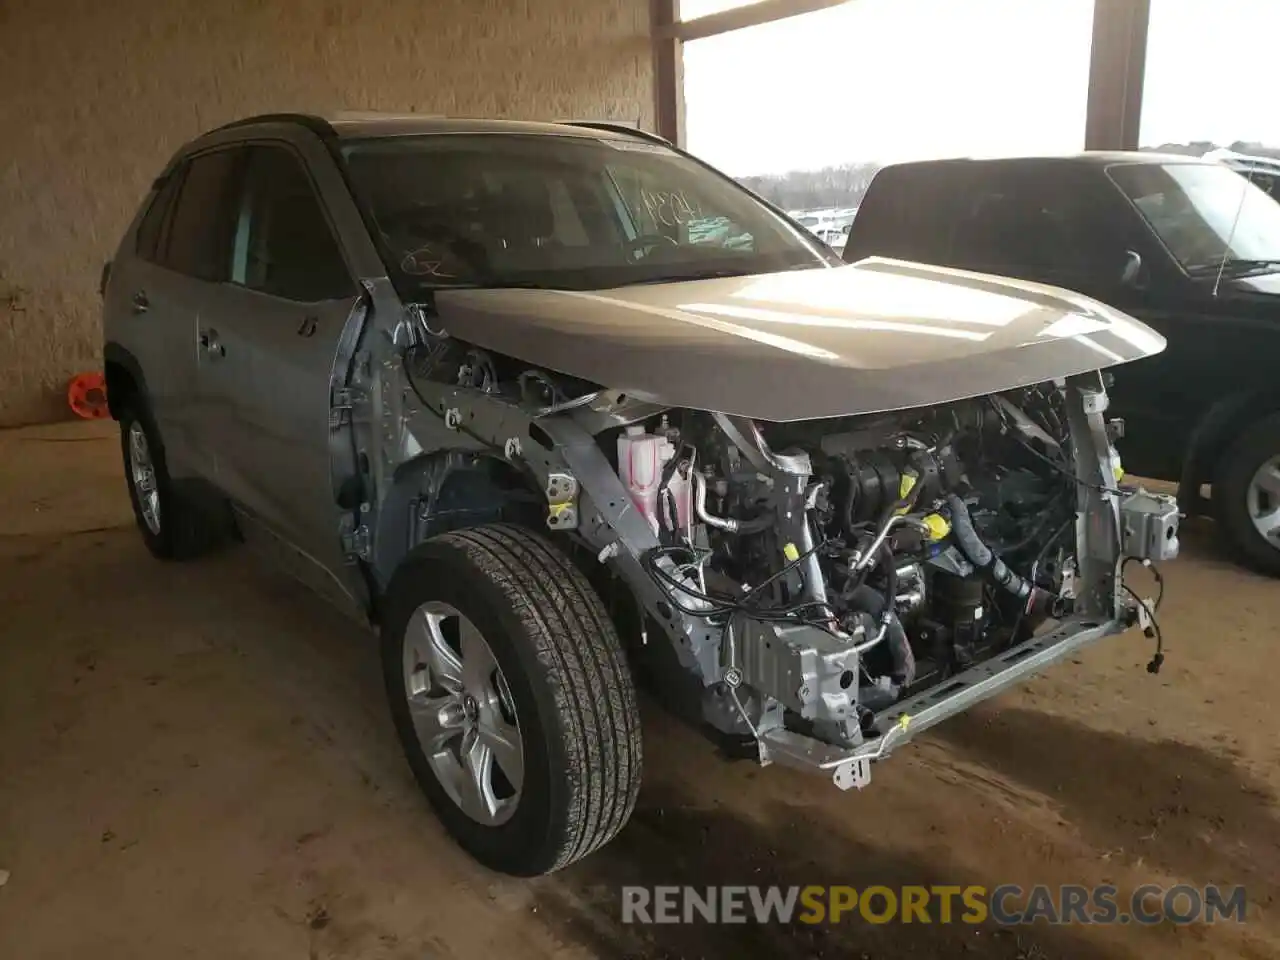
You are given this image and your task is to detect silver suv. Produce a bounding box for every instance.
[102,113,1179,876]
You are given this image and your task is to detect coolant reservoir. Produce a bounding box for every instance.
[617,425,673,535]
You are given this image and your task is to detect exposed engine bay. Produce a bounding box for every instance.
[596,385,1178,765]
[628,392,1083,717]
[400,338,1180,789]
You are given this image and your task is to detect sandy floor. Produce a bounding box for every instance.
[1,421,1277,959]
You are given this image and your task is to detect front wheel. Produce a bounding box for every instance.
[381,524,642,875]
[1214,412,1280,577]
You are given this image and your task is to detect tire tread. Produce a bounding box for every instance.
[438,524,641,871]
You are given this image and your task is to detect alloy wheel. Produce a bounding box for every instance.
[402,601,524,825]
[127,421,161,536]
[1246,454,1280,546]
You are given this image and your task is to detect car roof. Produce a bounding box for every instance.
[201,111,667,145]
[875,151,1218,173]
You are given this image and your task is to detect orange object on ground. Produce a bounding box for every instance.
[68,371,110,420]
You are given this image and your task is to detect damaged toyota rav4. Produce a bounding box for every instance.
[102,114,1180,876]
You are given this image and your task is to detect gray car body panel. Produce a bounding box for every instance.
[102,114,1169,792]
[435,257,1165,422]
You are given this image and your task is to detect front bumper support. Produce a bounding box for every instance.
[759,615,1123,790]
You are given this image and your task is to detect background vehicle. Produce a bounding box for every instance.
[1206,147,1280,197]
[102,116,1176,877]
[844,154,1280,575]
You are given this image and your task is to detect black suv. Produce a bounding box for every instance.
[844,153,1280,575]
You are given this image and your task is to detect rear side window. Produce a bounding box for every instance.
[843,166,958,265]
[947,167,1116,275]
[231,145,354,302]
[164,150,243,281]
[135,170,185,263]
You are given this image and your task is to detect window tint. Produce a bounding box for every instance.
[1108,162,1280,273]
[135,169,185,263]
[947,167,1111,275]
[233,146,353,302]
[843,165,959,264]
[164,150,242,280]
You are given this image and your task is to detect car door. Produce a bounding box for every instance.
[196,143,364,583]
[109,150,242,481]
[1094,162,1280,480]
[937,165,1191,478]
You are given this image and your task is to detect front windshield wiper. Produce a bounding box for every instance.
[1188,258,1280,279]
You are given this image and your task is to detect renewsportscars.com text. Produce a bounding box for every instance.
[621,884,1246,926]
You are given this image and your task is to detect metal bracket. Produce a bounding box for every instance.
[329,387,364,430]
[758,727,872,792]
[1081,387,1109,415]
[545,471,580,531]
[340,510,372,562]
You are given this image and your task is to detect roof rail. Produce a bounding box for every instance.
[205,112,336,141]
[562,121,671,146]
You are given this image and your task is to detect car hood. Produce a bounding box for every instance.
[432,257,1166,422]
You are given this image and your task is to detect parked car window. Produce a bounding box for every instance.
[164,149,242,281]
[339,134,836,293]
[843,165,959,265]
[135,169,185,264]
[946,169,1106,275]
[229,146,354,302]
[1107,162,1280,275]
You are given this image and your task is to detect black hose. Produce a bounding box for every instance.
[845,583,916,686]
[733,513,775,535]
[946,493,1054,615]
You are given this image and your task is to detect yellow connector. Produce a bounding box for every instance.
[921,512,951,541]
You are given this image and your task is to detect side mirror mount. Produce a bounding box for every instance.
[1121,249,1145,288]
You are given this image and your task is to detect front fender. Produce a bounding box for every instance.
[1181,388,1280,512]
[102,341,150,419]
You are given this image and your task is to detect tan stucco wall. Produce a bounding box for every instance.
[0,0,654,426]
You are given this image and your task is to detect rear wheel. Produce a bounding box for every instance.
[381,524,642,875]
[117,401,221,560]
[1214,413,1280,577]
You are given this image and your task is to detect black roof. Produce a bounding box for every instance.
[877,151,1217,171]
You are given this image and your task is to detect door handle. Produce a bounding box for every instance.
[132,291,150,314]
[198,327,226,359]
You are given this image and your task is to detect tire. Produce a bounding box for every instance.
[1213,412,1280,577]
[118,400,221,561]
[381,523,642,876]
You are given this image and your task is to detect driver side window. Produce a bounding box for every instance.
[231,146,355,302]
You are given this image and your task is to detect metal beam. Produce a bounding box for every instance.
[1085,0,1151,150]
[666,0,851,42]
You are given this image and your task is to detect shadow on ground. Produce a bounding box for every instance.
[933,706,1280,899]
[533,778,1129,960]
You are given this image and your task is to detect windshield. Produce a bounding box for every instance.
[1107,162,1280,274]
[339,134,835,292]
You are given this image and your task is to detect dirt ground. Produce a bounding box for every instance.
[1,421,1278,960]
